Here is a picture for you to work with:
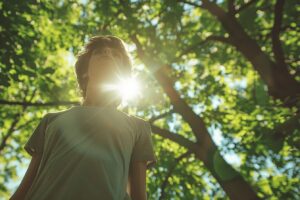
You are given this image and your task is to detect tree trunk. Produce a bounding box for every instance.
[194,141,260,200]
[131,30,260,199]
[201,0,300,107]
[153,64,260,200]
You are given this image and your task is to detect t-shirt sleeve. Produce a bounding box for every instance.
[130,118,158,170]
[24,114,49,156]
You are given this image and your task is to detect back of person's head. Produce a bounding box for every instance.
[74,35,133,106]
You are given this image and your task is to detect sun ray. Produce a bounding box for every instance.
[99,76,140,104]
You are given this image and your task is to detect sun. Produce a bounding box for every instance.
[117,77,140,101]
[100,76,140,103]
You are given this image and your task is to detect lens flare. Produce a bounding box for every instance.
[100,77,140,103]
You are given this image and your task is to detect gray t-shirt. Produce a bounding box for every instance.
[23,106,157,200]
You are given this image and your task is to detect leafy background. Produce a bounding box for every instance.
[0,0,299,199]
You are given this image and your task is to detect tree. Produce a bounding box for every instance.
[1,0,299,199]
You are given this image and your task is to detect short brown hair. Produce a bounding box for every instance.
[74,35,133,105]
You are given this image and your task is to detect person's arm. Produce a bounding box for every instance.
[10,154,42,200]
[127,118,158,200]
[10,114,49,200]
[127,160,148,200]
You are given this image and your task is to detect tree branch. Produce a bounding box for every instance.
[159,150,193,200]
[272,111,300,140]
[234,0,258,14]
[0,100,80,107]
[227,0,236,15]
[172,35,233,63]
[0,88,34,154]
[149,109,175,123]
[271,0,286,67]
[150,124,198,152]
[130,32,216,153]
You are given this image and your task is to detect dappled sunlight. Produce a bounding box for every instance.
[4,0,299,199]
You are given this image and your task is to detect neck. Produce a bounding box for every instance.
[82,96,116,107]
[82,82,120,108]
[82,91,118,108]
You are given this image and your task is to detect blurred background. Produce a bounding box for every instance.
[0,0,299,199]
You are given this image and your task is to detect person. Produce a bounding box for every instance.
[10,35,158,200]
